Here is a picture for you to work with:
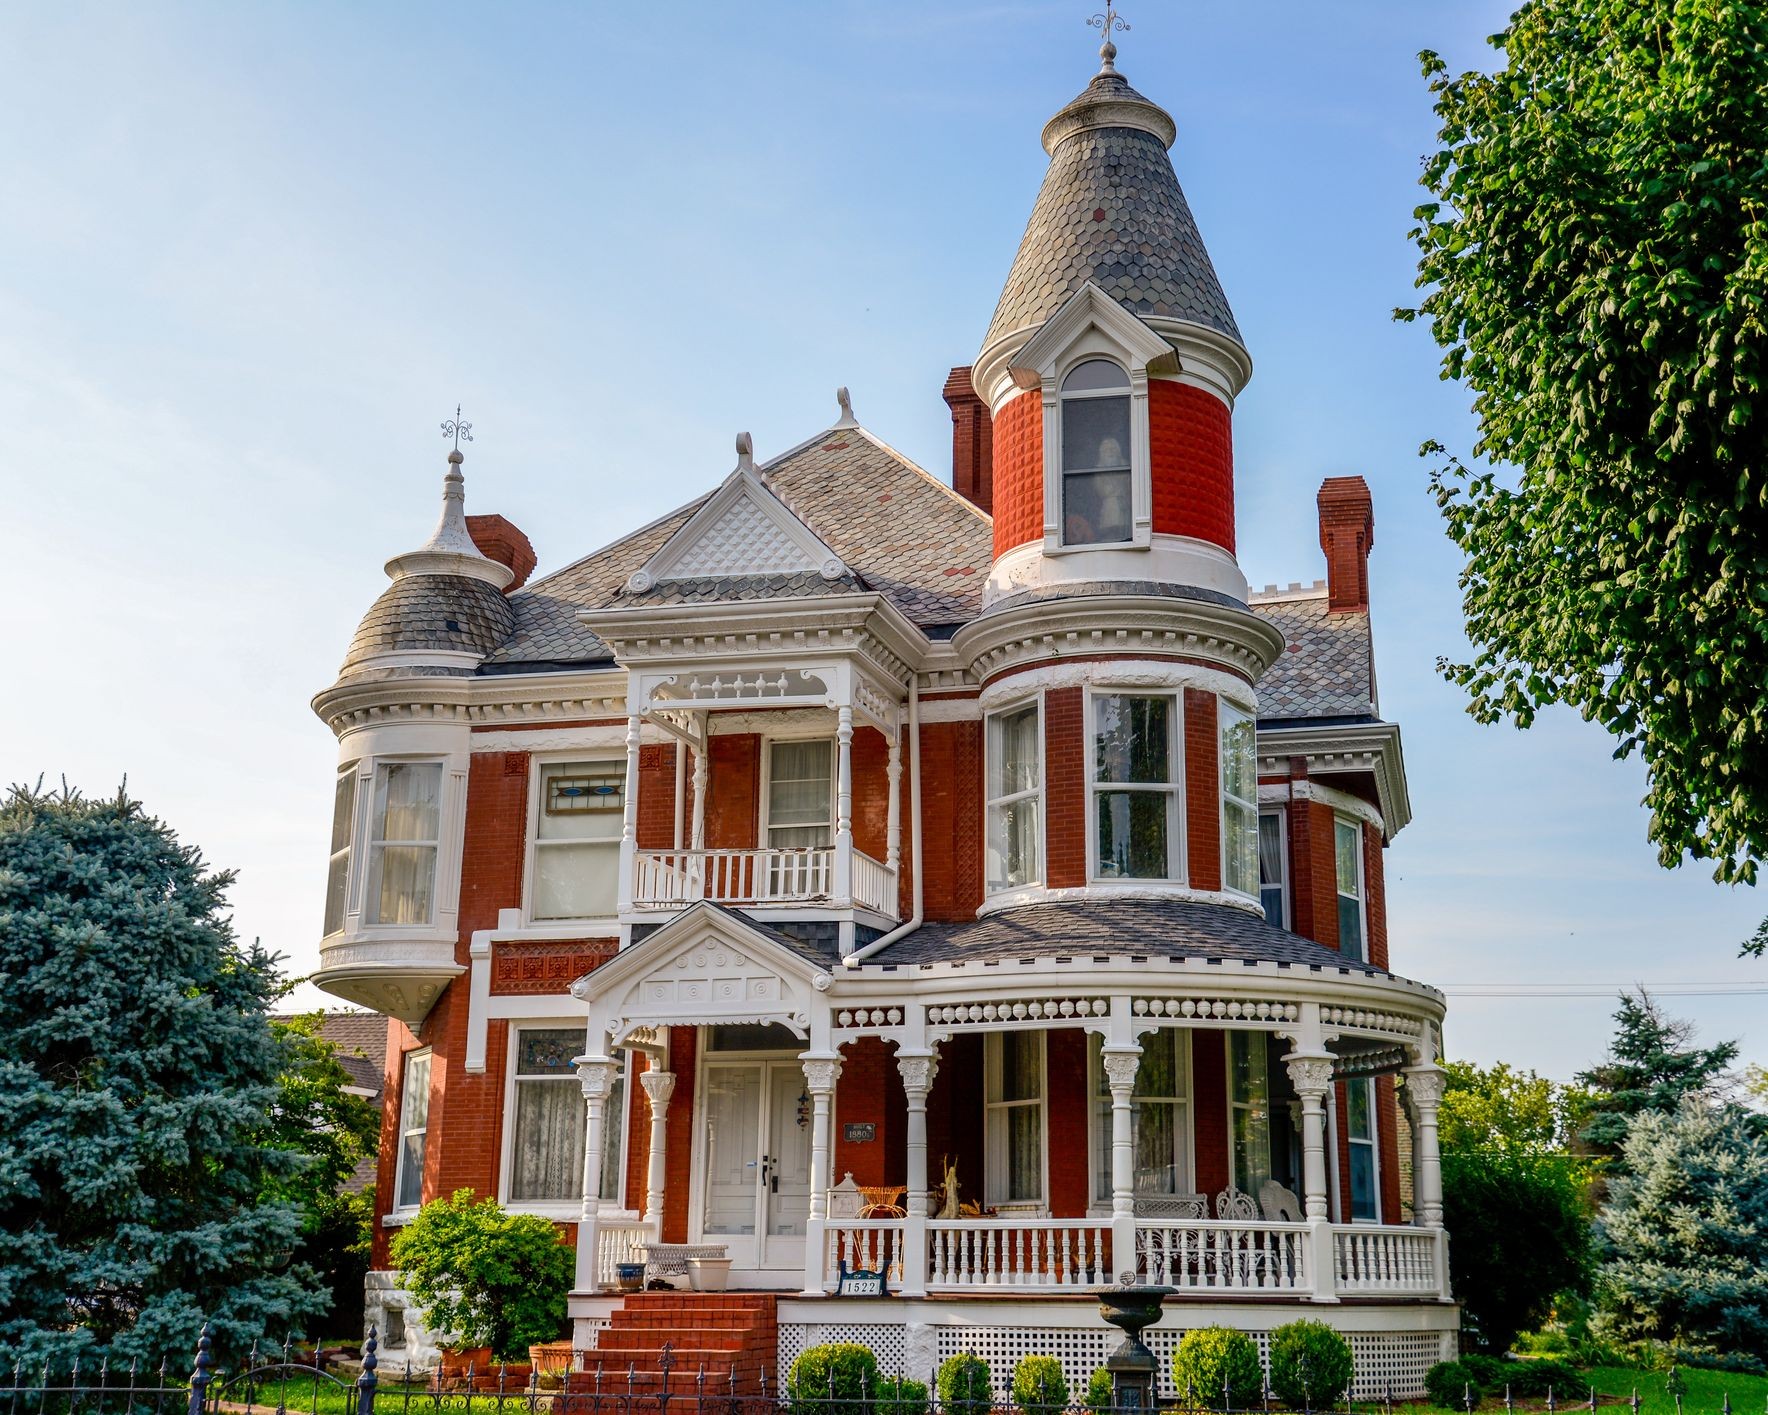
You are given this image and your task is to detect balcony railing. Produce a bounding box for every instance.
[631,847,898,915]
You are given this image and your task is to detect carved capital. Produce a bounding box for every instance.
[1404,1066,1448,1111]
[801,1057,843,1094]
[575,1057,620,1100]
[1285,1054,1335,1096]
[639,1070,677,1112]
[896,1052,939,1096]
[1101,1049,1142,1094]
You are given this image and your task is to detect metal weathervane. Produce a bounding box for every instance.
[1088,4,1129,43]
[441,405,473,450]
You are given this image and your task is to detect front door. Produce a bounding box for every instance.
[698,1058,813,1280]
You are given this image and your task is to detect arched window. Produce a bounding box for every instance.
[1060,359,1133,545]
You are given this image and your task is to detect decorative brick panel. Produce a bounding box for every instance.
[920,719,983,922]
[1044,687,1087,888]
[991,389,1044,557]
[490,938,618,995]
[1183,689,1220,892]
[1149,379,1234,553]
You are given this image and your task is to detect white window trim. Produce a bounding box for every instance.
[1219,701,1259,901]
[498,1025,634,1218]
[1055,358,1140,551]
[392,1048,432,1214]
[1258,809,1290,929]
[759,734,838,851]
[324,762,357,939]
[1346,1076,1383,1225]
[1085,686,1186,884]
[522,753,625,927]
[1085,1029,1196,1213]
[363,758,447,929]
[1334,815,1368,961]
[984,1032,1050,1209]
[984,696,1046,896]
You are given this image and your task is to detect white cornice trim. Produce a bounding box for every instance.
[916,695,982,723]
[976,881,1268,918]
[1257,779,1385,836]
[976,657,1255,714]
[1258,720,1412,839]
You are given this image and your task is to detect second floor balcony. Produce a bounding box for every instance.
[631,843,899,916]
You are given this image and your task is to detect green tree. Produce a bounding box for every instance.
[0,783,319,1364]
[260,1013,381,1334]
[1595,1099,1768,1354]
[1404,0,1768,950]
[1440,1060,1592,1158]
[1576,991,1738,1159]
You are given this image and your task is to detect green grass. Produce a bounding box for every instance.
[1584,1366,1768,1415]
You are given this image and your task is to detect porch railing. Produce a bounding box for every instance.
[630,846,897,914]
[1137,1219,1311,1292]
[594,1221,651,1288]
[826,1218,906,1284]
[1333,1224,1442,1296]
[926,1218,1112,1291]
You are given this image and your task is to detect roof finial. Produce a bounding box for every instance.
[1088,4,1128,71]
[441,404,473,461]
[736,431,754,473]
[834,386,858,429]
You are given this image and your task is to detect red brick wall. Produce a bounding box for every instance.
[705,734,760,850]
[833,1037,905,1186]
[851,726,891,864]
[661,1028,699,1242]
[636,743,678,849]
[944,366,995,515]
[1046,1030,1092,1216]
[924,1033,985,1205]
[1044,688,1086,887]
[1149,379,1235,553]
[1334,1082,1353,1218]
[1376,1075,1403,1224]
[991,389,1044,557]
[920,719,983,922]
[1363,821,1389,969]
[1304,800,1340,951]
[1191,1031,1229,1198]
[1183,690,1220,891]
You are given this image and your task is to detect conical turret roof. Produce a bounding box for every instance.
[982,58,1242,354]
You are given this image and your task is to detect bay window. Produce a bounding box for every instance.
[1220,704,1259,898]
[324,765,356,937]
[394,1049,431,1211]
[1228,1031,1272,1196]
[508,1028,626,1205]
[1091,1031,1191,1204]
[1093,693,1179,880]
[1346,1079,1379,1221]
[532,761,623,919]
[984,1032,1045,1206]
[1059,359,1133,546]
[366,761,443,926]
[1258,812,1287,926]
[986,703,1042,892]
[1335,818,1366,961]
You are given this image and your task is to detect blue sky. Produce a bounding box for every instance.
[2,2,1761,1080]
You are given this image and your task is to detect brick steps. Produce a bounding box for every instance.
[571,1292,778,1397]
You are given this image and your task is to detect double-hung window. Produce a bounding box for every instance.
[394,1049,432,1211]
[1220,704,1259,898]
[324,765,357,936]
[1060,360,1134,545]
[533,762,624,919]
[984,1033,1045,1206]
[1258,812,1287,927]
[766,740,834,897]
[1093,693,1179,880]
[509,1028,625,1205]
[1091,1031,1191,1203]
[1346,1079,1379,1221]
[1228,1032,1273,1196]
[986,703,1042,892]
[367,762,443,926]
[1335,818,1365,961]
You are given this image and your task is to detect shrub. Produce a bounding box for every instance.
[388,1189,572,1361]
[1424,1360,1484,1411]
[1268,1321,1354,1409]
[938,1353,993,1415]
[1173,1328,1263,1411]
[877,1376,929,1415]
[788,1344,881,1414]
[1012,1356,1069,1413]
[1503,1359,1582,1398]
[1083,1368,1114,1413]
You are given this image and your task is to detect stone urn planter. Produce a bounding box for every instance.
[1096,1284,1174,1409]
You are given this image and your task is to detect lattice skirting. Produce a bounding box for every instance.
[776,1321,1454,1401]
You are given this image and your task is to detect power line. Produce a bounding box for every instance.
[1442,982,1768,998]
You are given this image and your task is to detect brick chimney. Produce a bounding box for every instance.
[467,514,538,593]
[1317,476,1375,613]
[943,366,994,515]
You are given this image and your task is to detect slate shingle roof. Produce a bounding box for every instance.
[865,898,1391,976]
[983,70,1242,351]
[1249,586,1377,721]
[342,574,516,674]
[620,571,868,606]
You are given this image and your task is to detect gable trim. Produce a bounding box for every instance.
[627,465,848,592]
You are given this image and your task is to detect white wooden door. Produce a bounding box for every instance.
[760,1062,813,1270]
[699,1063,764,1265]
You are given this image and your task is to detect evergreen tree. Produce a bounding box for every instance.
[1595,1100,1768,1355]
[0,783,321,1364]
[1576,991,1737,1160]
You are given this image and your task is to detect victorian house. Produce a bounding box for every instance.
[312,37,1455,1398]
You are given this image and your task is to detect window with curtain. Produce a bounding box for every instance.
[986,703,1042,892]
[1347,1079,1379,1221]
[1093,693,1179,880]
[367,761,443,926]
[1220,703,1259,898]
[324,765,357,937]
[508,1028,620,1205]
[1060,359,1133,545]
[394,1050,431,1210]
[532,761,623,919]
[1228,1032,1272,1196]
[767,740,833,848]
[985,1032,1044,1205]
[1091,1031,1191,1204]
[1335,818,1365,961]
[1258,812,1287,926]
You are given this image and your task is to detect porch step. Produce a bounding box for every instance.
[576,1293,778,1396]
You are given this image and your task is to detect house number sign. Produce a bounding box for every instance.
[842,1122,876,1142]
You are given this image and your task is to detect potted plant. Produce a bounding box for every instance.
[390,1189,574,1383]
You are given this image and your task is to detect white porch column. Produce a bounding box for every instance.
[690,737,708,851]
[833,704,854,905]
[1404,1065,1448,1228]
[615,713,642,913]
[885,730,903,875]
[1285,1051,1339,1302]
[639,1069,676,1234]
[572,1054,621,1292]
[1101,1042,1142,1282]
[896,1049,938,1297]
[799,1052,843,1295]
